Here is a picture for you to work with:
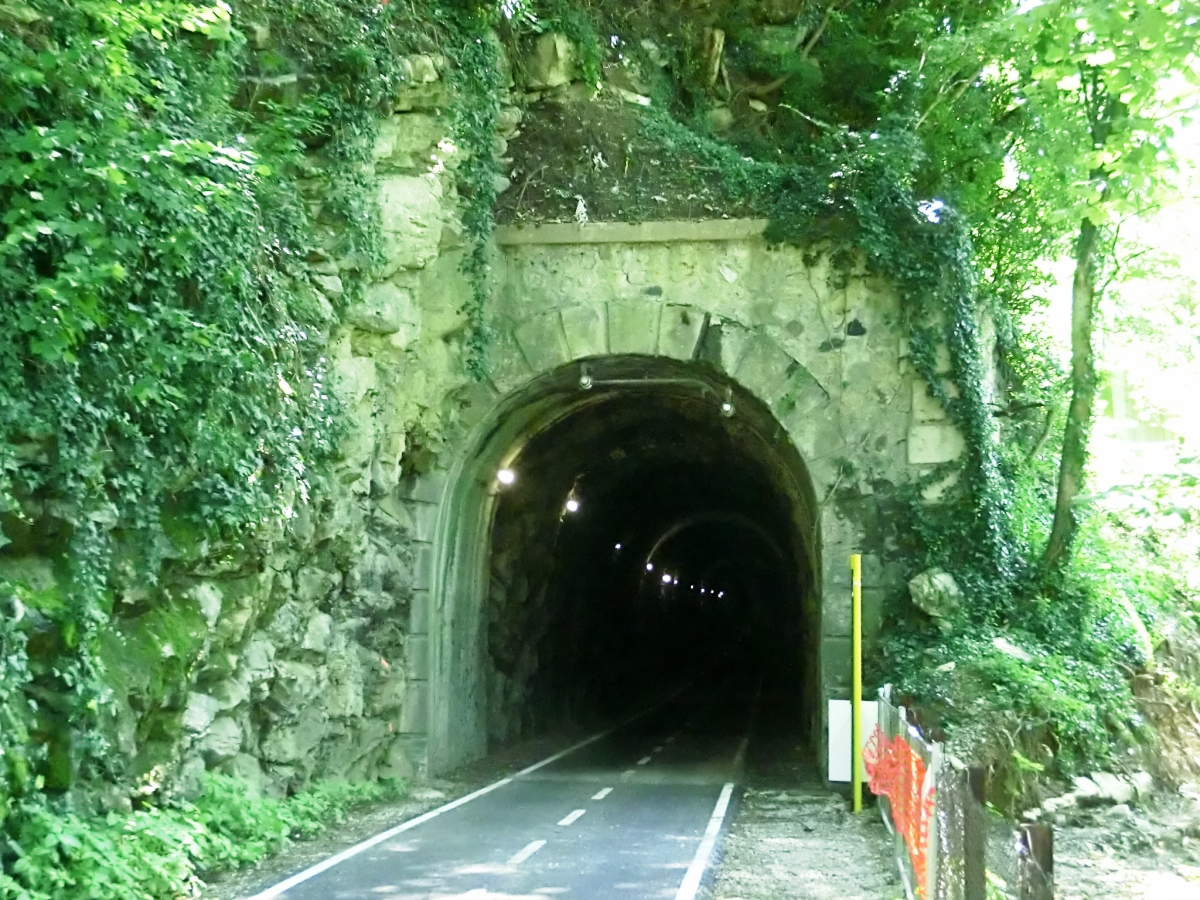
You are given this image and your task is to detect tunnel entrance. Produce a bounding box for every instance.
[428,356,820,773]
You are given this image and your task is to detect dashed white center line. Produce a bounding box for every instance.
[620,768,637,780]
[557,809,587,827]
[636,755,652,766]
[507,839,547,865]
[653,745,664,753]
[591,787,613,800]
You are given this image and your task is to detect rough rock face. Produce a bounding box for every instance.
[10,33,974,802]
[83,52,475,800]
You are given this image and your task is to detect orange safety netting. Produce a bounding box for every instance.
[864,724,936,898]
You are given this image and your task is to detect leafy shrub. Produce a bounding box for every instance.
[1,775,406,899]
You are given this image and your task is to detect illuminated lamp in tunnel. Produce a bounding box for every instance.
[496,468,516,486]
[661,572,672,584]
[645,562,654,572]
[564,497,580,514]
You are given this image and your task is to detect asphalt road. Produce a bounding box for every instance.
[250,682,754,900]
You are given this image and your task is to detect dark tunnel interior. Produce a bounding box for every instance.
[483,364,819,752]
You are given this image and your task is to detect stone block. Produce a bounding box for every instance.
[270,660,324,711]
[1091,772,1135,805]
[657,305,706,360]
[301,612,334,653]
[210,675,250,711]
[201,716,243,763]
[326,644,365,719]
[296,567,341,605]
[607,302,659,355]
[406,634,430,679]
[821,637,851,693]
[412,544,435,591]
[371,669,408,716]
[221,753,266,795]
[713,319,755,375]
[487,325,536,396]
[378,175,443,275]
[187,582,223,629]
[399,468,449,504]
[912,380,948,422]
[243,635,275,684]
[372,113,446,172]
[407,501,440,542]
[399,680,429,734]
[514,312,570,373]
[524,33,576,89]
[822,586,883,640]
[409,590,430,634]
[907,423,966,464]
[560,304,607,359]
[182,693,221,733]
[733,336,795,402]
[345,281,418,340]
[260,710,326,764]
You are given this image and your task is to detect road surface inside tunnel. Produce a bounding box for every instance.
[250,676,758,900]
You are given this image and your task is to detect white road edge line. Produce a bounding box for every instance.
[243,686,689,900]
[591,787,613,800]
[243,777,514,900]
[636,755,652,766]
[507,839,547,865]
[673,782,736,900]
[557,808,587,827]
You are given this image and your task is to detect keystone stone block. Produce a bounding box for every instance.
[607,302,659,355]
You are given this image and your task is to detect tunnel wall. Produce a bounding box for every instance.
[409,220,969,776]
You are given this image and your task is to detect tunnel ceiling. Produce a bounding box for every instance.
[502,387,800,578]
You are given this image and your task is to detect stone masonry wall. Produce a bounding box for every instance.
[0,39,973,799]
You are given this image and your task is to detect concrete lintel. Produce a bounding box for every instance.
[496,219,770,246]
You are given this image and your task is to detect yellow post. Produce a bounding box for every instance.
[851,553,863,813]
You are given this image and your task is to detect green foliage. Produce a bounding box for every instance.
[2,774,406,900]
[0,0,350,796]
[570,0,1199,776]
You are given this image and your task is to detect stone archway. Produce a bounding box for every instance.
[392,221,953,778]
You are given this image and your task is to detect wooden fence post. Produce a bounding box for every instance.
[964,767,987,900]
[1019,822,1053,900]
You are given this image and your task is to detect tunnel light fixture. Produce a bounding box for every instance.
[496,468,516,486]
[720,387,735,418]
[646,562,654,572]
[661,572,672,584]
[718,591,725,598]
[579,363,594,390]
[614,543,622,550]
[565,497,580,514]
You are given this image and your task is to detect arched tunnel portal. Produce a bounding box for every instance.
[428,356,821,773]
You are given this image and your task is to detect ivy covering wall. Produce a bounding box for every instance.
[1,0,1197,892]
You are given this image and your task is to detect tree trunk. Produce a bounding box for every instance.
[1041,217,1100,574]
